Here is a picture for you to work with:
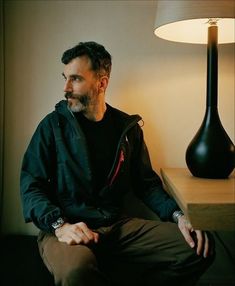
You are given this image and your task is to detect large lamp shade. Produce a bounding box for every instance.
[154,0,235,179]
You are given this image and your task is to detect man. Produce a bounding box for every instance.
[20,41,214,286]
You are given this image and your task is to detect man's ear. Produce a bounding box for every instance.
[98,76,109,93]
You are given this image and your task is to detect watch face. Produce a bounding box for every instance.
[52,218,64,229]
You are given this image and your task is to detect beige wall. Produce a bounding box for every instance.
[1,0,234,235]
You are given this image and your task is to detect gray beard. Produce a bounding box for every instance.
[69,102,85,113]
[65,93,90,113]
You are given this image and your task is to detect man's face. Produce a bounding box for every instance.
[62,56,100,113]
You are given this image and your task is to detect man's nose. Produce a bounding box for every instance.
[63,80,72,93]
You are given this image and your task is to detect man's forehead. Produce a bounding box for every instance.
[63,56,92,75]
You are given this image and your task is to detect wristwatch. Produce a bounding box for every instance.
[51,217,65,230]
[172,210,184,224]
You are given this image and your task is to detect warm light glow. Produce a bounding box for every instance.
[154,18,235,44]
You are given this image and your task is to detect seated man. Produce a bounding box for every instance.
[20,41,214,286]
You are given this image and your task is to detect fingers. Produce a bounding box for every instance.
[74,222,99,244]
[183,229,195,249]
[195,231,210,258]
[177,217,212,258]
[194,230,211,257]
[76,222,97,241]
[178,216,195,248]
[55,222,99,245]
[93,232,99,244]
[195,230,203,256]
[203,232,210,258]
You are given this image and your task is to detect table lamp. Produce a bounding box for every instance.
[154,0,235,179]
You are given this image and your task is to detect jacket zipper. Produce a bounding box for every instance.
[107,118,140,186]
[108,149,125,186]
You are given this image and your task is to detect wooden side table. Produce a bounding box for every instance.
[160,168,235,230]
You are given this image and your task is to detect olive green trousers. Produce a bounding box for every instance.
[38,217,214,286]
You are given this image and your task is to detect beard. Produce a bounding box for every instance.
[65,92,90,113]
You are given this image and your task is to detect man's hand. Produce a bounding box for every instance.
[55,222,99,245]
[177,215,211,258]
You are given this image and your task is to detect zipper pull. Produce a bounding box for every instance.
[109,149,125,186]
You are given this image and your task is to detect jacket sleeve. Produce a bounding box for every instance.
[130,125,179,221]
[20,114,63,232]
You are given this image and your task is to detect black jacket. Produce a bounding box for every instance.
[20,100,178,232]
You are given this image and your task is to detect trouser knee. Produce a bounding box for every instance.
[56,264,110,286]
[60,265,97,285]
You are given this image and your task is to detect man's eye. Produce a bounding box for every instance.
[71,76,81,82]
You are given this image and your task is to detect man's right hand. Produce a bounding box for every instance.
[55,222,99,245]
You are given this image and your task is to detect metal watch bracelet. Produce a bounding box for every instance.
[172,210,184,224]
[51,217,65,230]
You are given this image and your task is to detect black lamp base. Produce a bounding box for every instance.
[185,24,235,179]
[185,107,235,179]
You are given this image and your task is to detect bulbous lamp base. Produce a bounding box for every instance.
[186,145,234,179]
[185,108,235,179]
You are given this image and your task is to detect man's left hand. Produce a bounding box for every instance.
[177,215,211,258]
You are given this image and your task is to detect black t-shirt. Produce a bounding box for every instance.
[74,108,120,193]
